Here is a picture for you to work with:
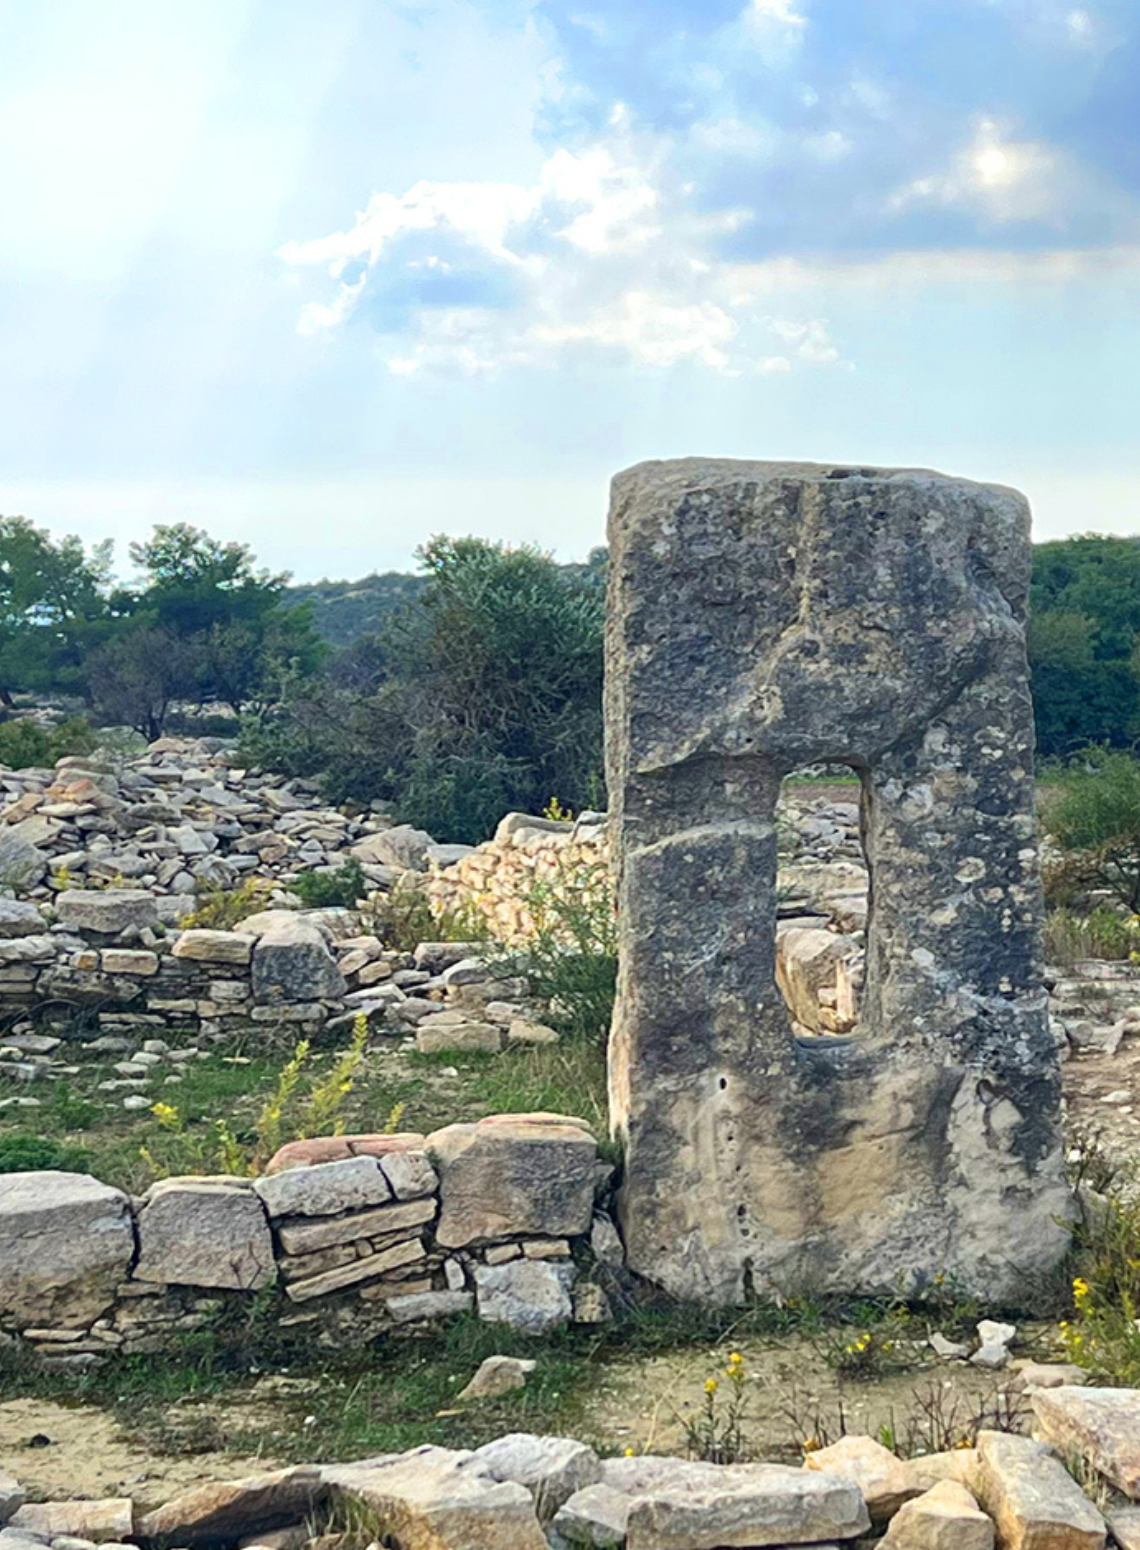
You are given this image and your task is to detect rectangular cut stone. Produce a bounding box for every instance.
[277,1195,436,1256]
[605,458,1071,1305]
[1031,1387,1140,1498]
[100,948,159,976]
[11,1500,133,1542]
[0,1171,134,1328]
[609,1457,869,1549]
[972,1431,1105,1550]
[253,1157,392,1219]
[427,1115,596,1248]
[284,1238,425,1302]
[135,1179,275,1290]
[172,929,256,965]
[278,1243,358,1283]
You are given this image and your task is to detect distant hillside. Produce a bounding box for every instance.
[285,572,427,647]
[289,549,607,648]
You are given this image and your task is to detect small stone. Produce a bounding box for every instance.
[1031,1385,1140,1497]
[475,1259,575,1334]
[172,929,255,965]
[458,1355,538,1402]
[552,1483,632,1548]
[508,1020,560,1045]
[1017,1362,1087,1390]
[415,1022,503,1055]
[384,1290,474,1323]
[9,1501,132,1543]
[930,1331,970,1359]
[0,1475,25,1527]
[571,1282,611,1324]
[253,1157,392,1219]
[882,1480,993,1550]
[379,1150,439,1200]
[805,1435,920,1524]
[472,1435,602,1520]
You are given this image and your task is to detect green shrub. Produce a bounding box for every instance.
[1043,905,1138,966]
[0,715,98,770]
[0,1133,91,1173]
[367,876,489,954]
[1048,747,1140,911]
[180,876,274,929]
[291,859,367,910]
[509,856,617,1040]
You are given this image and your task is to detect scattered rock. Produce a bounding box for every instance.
[882,1479,994,1550]
[457,1356,537,1403]
[804,1435,920,1523]
[971,1429,1106,1550]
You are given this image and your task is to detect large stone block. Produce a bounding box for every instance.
[251,917,346,1004]
[427,1114,596,1248]
[606,458,1071,1304]
[134,1178,275,1290]
[56,888,158,934]
[1031,1386,1140,1498]
[0,1171,134,1329]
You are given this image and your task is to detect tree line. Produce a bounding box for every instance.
[2,512,1139,841]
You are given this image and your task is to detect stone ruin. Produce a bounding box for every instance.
[605,458,1073,1305]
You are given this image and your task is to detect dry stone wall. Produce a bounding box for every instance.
[0,1114,614,1361]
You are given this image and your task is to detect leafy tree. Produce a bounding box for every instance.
[1048,747,1140,913]
[86,626,194,740]
[0,516,113,701]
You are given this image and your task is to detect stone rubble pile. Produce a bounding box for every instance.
[0,1113,616,1361]
[8,1386,1140,1550]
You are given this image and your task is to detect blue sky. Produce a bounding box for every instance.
[1,0,1138,580]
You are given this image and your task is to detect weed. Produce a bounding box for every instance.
[291,860,367,910]
[678,1351,751,1464]
[1043,906,1137,966]
[367,875,488,954]
[506,855,617,1040]
[180,877,275,930]
[821,1326,905,1382]
[0,1132,91,1173]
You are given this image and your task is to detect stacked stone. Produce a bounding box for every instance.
[255,1147,445,1309]
[0,738,472,912]
[0,1112,611,1358]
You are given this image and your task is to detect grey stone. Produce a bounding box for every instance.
[472,1435,601,1520]
[552,1483,632,1547]
[0,900,45,939]
[253,1156,392,1219]
[379,1149,439,1200]
[457,1356,537,1402]
[385,1289,474,1323]
[0,832,47,889]
[56,890,158,934]
[600,1455,870,1549]
[1031,1385,1140,1498]
[428,1114,596,1248]
[135,1178,275,1290]
[0,1475,25,1527]
[474,1259,575,1334]
[251,917,345,1004]
[8,1503,132,1543]
[605,457,1071,1304]
[136,1467,326,1547]
[0,1172,134,1328]
[350,824,433,871]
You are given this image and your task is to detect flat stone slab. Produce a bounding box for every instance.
[134,1178,275,1290]
[324,1446,547,1550]
[971,1430,1105,1550]
[253,1156,393,1219]
[427,1114,595,1249]
[10,1500,132,1543]
[598,1456,870,1549]
[136,1467,326,1546]
[0,1171,134,1329]
[1031,1386,1140,1498]
[56,889,158,934]
[172,929,255,965]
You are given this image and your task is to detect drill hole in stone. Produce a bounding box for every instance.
[775,764,866,1037]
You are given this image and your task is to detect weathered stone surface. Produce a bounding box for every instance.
[416,1022,504,1054]
[276,1194,435,1255]
[172,929,255,965]
[0,1171,134,1328]
[472,1434,601,1518]
[458,1356,537,1402]
[804,1435,920,1523]
[56,888,158,934]
[385,1289,474,1323]
[251,917,345,1004]
[10,1501,132,1542]
[264,1132,426,1174]
[606,458,1071,1303]
[598,1455,869,1549]
[428,1114,596,1249]
[0,900,45,938]
[552,1483,632,1547]
[474,1259,575,1333]
[882,1480,993,1550]
[1031,1386,1140,1497]
[380,1150,439,1200]
[971,1430,1105,1550]
[1109,1506,1140,1550]
[903,1449,979,1493]
[136,1467,326,1546]
[135,1179,276,1290]
[253,1156,392,1219]
[284,1238,425,1302]
[324,1447,548,1550]
[0,1475,25,1526]
[350,824,432,872]
[0,830,47,888]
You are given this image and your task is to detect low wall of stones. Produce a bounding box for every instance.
[0,1113,620,1363]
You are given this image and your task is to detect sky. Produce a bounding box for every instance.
[0,0,1138,582]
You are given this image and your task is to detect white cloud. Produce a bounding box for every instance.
[749,0,807,27]
[1066,8,1093,40]
[282,133,849,377]
[889,118,1061,223]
